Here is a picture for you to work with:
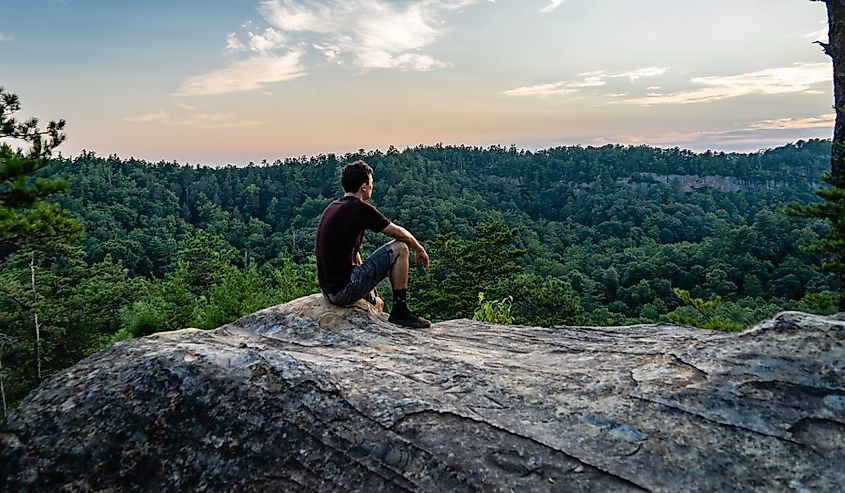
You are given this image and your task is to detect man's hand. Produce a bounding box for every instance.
[415,247,430,269]
[374,296,384,313]
[382,222,430,269]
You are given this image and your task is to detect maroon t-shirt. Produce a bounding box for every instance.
[316,196,391,294]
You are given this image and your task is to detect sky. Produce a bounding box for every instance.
[0,0,834,166]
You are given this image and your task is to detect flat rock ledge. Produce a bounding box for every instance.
[1,294,844,492]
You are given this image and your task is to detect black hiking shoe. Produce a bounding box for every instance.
[388,307,431,329]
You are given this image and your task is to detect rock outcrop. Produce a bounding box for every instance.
[621,173,803,193]
[1,294,844,492]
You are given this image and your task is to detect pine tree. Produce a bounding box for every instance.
[0,88,80,251]
[797,2,845,310]
[0,89,81,409]
[790,165,845,310]
[411,218,526,320]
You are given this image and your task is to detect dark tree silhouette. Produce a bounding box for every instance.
[800,1,845,309]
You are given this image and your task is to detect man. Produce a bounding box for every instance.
[316,160,431,328]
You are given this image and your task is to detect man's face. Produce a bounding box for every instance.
[363,174,373,200]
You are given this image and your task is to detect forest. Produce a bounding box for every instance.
[0,137,841,411]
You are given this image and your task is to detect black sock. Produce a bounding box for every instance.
[392,289,407,308]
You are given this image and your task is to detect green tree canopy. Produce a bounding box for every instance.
[0,88,79,252]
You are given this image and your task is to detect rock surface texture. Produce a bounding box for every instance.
[1,294,844,492]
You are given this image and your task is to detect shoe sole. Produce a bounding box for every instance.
[388,317,431,329]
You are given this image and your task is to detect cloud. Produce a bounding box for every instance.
[504,67,666,97]
[257,0,480,70]
[312,43,339,61]
[539,0,564,13]
[503,81,577,97]
[803,20,828,43]
[259,0,340,33]
[613,67,667,81]
[183,0,492,96]
[177,49,306,96]
[167,113,263,129]
[602,112,834,151]
[125,110,261,129]
[124,111,170,123]
[0,32,12,42]
[225,33,245,53]
[625,62,830,105]
[247,28,287,52]
[748,113,835,130]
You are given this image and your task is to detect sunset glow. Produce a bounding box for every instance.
[1,0,832,165]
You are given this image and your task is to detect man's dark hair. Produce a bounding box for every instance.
[341,160,373,193]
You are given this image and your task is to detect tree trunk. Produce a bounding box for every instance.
[815,0,845,310]
[29,255,42,386]
[0,354,6,419]
[816,1,845,178]
[833,1,845,311]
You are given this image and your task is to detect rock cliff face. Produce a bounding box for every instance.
[622,173,800,193]
[1,294,844,492]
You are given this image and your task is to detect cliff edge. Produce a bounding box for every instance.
[1,294,844,492]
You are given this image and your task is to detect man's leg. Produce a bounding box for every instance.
[325,244,396,307]
[387,240,409,289]
[386,240,430,329]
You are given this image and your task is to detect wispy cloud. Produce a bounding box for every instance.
[124,111,170,123]
[182,0,486,96]
[503,73,604,97]
[225,32,245,53]
[169,113,263,129]
[626,62,830,106]
[257,0,473,71]
[125,110,261,129]
[503,82,577,97]
[504,67,667,97]
[748,112,835,130]
[177,49,306,96]
[615,67,666,81]
[539,0,564,13]
[247,28,287,53]
[601,112,834,151]
[0,32,13,42]
[803,20,828,43]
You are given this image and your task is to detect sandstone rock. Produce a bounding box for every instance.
[1,294,843,492]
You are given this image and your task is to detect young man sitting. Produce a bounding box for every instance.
[315,160,431,329]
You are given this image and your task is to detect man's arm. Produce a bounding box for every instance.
[381,223,430,269]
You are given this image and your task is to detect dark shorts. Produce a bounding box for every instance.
[324,243,396,307]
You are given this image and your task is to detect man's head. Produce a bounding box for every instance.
[341,160,374,200]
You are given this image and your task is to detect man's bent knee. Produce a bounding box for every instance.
[389,240,409,257]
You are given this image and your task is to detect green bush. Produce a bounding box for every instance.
[472,292,514,325]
